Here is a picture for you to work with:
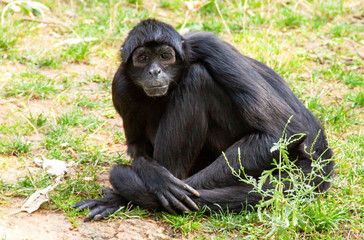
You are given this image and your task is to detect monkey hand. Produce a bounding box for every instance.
[71,188,126,221]
[135,160,200,214]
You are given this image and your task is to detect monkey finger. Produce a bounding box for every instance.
[183,184,200,197]
[157,194,177,214]
[180,194,199,211]
[84,206,107,222]
[169,187,199,211]
[71,200,98,211]
[93,207,120,221]
[164,192,191,213]
[168,174,200,197]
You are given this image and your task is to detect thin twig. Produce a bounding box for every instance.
[215,1,233,42]
[181,1,210,33]
[91,0,122,51]
[348,39,364,60]
[21,17,83,41]
[18,111,39,135]
[85,121,108,142]
[1,0,48,25]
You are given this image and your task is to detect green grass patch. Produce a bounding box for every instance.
[3,71,63,99]
[0,0,363,238]
[0,137,32,156]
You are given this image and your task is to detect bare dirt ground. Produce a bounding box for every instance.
[0,199,179,240]
[0,60,184,239]
[1,1,363,238]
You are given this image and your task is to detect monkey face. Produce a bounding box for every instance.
[127,43,182,97]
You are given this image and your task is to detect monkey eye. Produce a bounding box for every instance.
[137,55,149,62]
[160,53,171,60]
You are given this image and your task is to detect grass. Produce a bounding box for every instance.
[0,137,32,156]
[224,124,339,238]
[0,0,363,239]
[3,71,63,99]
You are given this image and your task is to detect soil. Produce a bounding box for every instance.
[2,2,362,239]
[0,60,183,240]
[0,199,180,240]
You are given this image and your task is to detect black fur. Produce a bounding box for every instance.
[72,19,334,220]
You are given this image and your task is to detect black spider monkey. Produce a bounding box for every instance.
[72,19,334,221]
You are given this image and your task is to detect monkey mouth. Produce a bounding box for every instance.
[144,85,169,97]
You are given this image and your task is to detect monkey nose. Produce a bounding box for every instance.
[149,68,161,76]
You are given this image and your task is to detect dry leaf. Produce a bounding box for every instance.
[42,159,68,176]
[6,176,62,216]
[20,180,60,213]
[34,157,68,176]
